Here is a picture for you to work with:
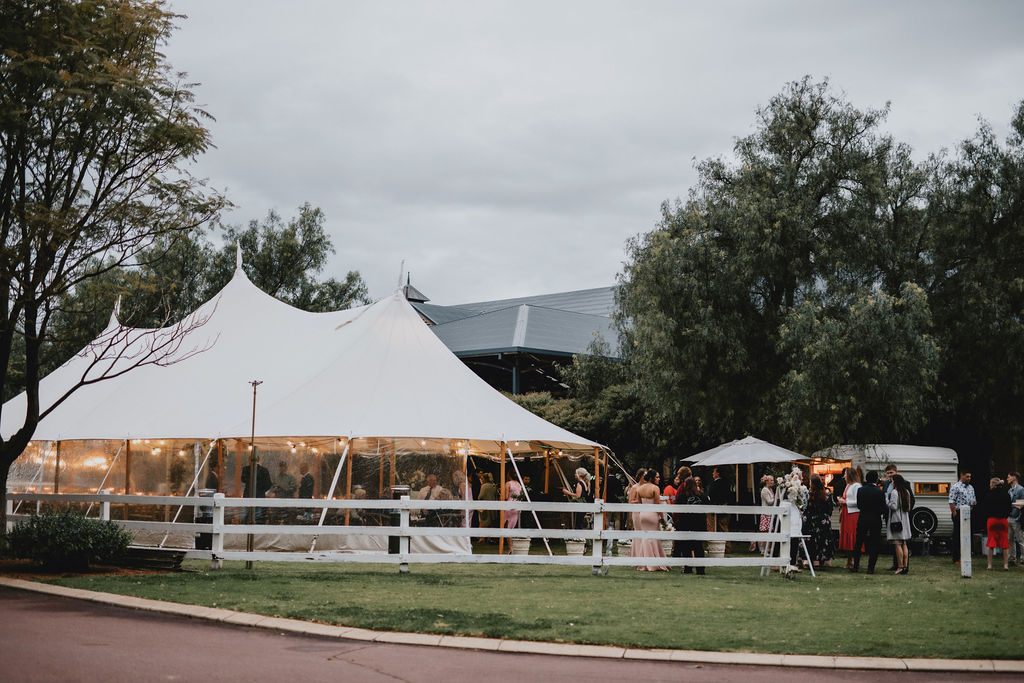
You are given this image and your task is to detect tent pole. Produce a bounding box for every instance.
[544,450,550,494]
[377,439,384,496]
[462,443,470,532]
[233,440,242,496]
[160,440,215,548]
[593,447,601,500]
[506,446,552,556]
[53,441,61,495]
[124,440,132,519]
[85,440,126,517]
[498,445,506,555]
[310,437,352,553]
[345,440,353,525]
[215,439,223,493]
[389,440,396,489]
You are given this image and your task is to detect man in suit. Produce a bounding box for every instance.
[708,467,732,550]
[850,470,885,573]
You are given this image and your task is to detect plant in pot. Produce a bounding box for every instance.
[565,538,586,555]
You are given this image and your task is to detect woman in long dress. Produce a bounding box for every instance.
[504,478,522,529]
[757,474,775,553]
[886,473,912,575]
[632,468,669,571]
[837,468,861,568]
[627,468,647,558]
[803,474,835,568]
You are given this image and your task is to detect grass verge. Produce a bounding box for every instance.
[40,553,1024,659]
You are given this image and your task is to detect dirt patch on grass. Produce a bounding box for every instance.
[0,558,174,580]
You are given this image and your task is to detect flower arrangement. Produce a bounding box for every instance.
[776,467,808,509]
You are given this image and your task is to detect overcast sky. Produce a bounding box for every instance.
[163,0,1024,305]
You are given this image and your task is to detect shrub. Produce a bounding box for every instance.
[5,509,132,571]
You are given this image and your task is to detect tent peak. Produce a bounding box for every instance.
[107,295,122,327]
[235,242,243,271]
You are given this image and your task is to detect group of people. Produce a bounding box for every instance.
[623,465,722,574]
[948,470,1024,570]
[239,458,316,523]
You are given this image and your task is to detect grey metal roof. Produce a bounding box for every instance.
[431,304,620,358]
[455,286,616,318]
[411,302,480,325]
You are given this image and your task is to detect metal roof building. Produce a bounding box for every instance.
[408,284,620,395]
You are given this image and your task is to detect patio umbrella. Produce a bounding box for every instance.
[683,436,806,467]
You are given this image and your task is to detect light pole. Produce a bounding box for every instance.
[246,380,262,570]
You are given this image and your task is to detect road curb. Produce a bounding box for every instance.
[2,577,1021,673]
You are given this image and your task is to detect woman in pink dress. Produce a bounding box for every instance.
[633,469,669,571]
[627,468,647,558]
[504,478,522,529]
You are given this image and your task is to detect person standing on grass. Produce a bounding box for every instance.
[803,474,835,569]
[676,476,708,575]
[708,467,732,551]
[1007,472,1024,567]
[982,477,1011,570]
[850,470,885,574]
[837,467,861,569]
[882,463,914,571]
[755,474,775,553]
[949,471,977,564]
[887,474,912,575]
[562,467,592,530]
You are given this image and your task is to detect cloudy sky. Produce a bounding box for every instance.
[163,0,1024,304]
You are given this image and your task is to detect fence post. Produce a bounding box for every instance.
[779,502,792,570]
[591,499,604,575]
[99,489,111,521]
[398,495,410,574]
[210,493,225,570]
[959,504,972,578]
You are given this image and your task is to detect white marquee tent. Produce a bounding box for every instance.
[3,263,606,553]
[2,266,602,450]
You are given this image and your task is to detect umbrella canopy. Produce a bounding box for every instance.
[683,436,806,467]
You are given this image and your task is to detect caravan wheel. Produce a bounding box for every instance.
[911,507,938,536]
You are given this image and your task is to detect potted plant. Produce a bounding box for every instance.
[509,537,531,555]
[565,538,586,555]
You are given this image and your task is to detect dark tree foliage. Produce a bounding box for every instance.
[612,79,1024,469]
[0,0,227,527]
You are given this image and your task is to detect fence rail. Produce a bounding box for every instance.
[5,492,795,574]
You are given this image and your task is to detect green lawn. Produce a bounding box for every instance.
[45,553,1023,660]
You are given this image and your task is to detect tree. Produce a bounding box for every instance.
[209,203,369,312]
[616,78,939,451]
[0,1,226,526]
[40,204,370,378]
[927,103,1024,451]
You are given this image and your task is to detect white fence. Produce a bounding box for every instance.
[6,492,794,574]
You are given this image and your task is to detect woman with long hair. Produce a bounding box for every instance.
[756,474,776,552]
[983,477,1011,570]
[562,467,593,530]
[837,467,862,568]
[631,468,669,571]
[804,474,835,568]
[887,473,912,575]
[677,476,708,575]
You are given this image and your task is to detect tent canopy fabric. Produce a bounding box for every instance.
[683,436,806,467]
[1,267,603,452]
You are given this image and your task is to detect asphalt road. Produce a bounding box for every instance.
[0,587,1015,683]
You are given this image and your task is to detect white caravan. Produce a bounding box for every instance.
[811,445,959,538]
